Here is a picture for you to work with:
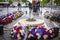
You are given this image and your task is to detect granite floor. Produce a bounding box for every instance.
[0,30,12,40]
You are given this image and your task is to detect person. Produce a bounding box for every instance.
[29,2,32,10]
[26,11,27,14]
[18,3,21,11]
[29,2,32,14]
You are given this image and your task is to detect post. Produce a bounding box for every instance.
[39,1,40,17]
[18,0,21,11]
[7,4,8,13]
[39,0,42,17]
[53,27,59,38]
[51,0,52,13]
[0,25,4,35]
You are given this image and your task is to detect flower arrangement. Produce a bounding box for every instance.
[50,15,57,22]
[10,25,25,40]
[0,11,23,25]
[27,25,54,40]
[44,11,60,23]
[50,14,60,23]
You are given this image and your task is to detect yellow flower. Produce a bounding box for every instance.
[20,30,24,35]
[36,33,41,39]
[13,30,16,32]
[43,35,48,39]
[28,34,33,38]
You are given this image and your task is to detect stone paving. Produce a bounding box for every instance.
[0,30,12,40]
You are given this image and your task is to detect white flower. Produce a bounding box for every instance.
[17,25,20,27]
[43,35,48,39]
[51,34,54,38]
[17,36,21,40]
[31,27,34,29]
[37,36,41,39]
[21,32,23,35]
[46,29,48,32]
[11,32,13,34]
[20,30,24,33]
[28,34,33,38]
[36,33,41,39]
[11,35,14,37]
[20,30,24,35]
[17,33,21,39]
[17,33,20,38]
[21,30,24,33]
[35,29,37,32]
[49,30,52,34]
[29,29,31,31]
[51,35,53,37]
[36,33,39,36]
[13,30,16,32]
[12,28,14,31]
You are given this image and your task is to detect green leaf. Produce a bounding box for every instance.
[22,0,28,3]
[9,0,13,4]
[0,0,5,2]
[54,0,60,4]
[40,0,50,5]
[50,16,57,21]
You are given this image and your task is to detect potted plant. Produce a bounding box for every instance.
[54,0,60,6]
[50,16,57,22]
[0,0,5,2]
[9,0,13,4]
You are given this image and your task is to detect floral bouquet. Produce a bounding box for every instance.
[11,25,25,40]
[27,25,54,40]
